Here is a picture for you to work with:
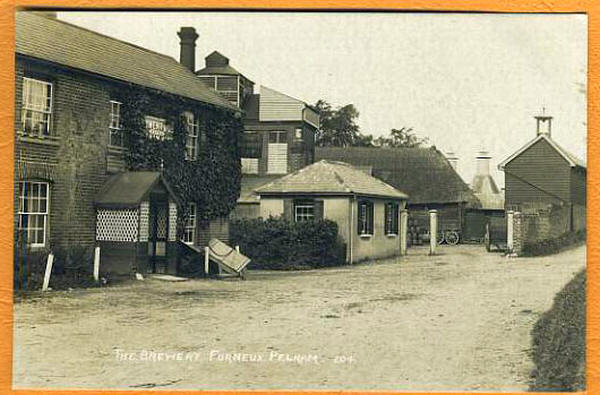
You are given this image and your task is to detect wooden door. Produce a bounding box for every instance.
[148,200,168,273]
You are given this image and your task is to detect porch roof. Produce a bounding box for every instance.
[95,171,178,208]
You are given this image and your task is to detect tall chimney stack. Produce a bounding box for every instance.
[446,151,459,171]
[476,150,491,176]
[178,27,199,72]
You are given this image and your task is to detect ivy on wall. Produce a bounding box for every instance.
[115,86,243,227]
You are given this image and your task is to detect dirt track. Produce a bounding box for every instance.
[13,244,585,391]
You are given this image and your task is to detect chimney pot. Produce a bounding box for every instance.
[178,27,199,72]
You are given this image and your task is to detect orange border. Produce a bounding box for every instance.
[0,1,596,395]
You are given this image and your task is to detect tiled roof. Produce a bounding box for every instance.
[16,12,236,110]
[255,160,408,199]
[471,174,505,210]
[316,147,481,206]
[238,175,282,203]
[95,172,178,208]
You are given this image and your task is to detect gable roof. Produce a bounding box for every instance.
[316,147,481,206]
[95,171,178,208]
[255,160,408,199]
[16,12,236,110]
[498,134,586,170]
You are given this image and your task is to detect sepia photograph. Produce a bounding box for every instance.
[12,9,586,391]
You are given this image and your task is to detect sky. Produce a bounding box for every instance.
[58,11,587,187]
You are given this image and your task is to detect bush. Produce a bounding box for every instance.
[530,270,586,391]
[229,217,346,270]
[14,244,102,291]
[523,230,586,257]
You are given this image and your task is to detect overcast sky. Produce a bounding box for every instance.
[58,11,587,187]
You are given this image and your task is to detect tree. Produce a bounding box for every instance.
[374,127,429,148]
[314,100,362,147]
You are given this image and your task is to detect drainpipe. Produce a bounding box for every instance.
[349,195,355,264]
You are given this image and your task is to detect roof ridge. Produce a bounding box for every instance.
[21,12,176,62]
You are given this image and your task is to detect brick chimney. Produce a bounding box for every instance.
[476,150,491,176]
[445,151,459,171]
[177,27,199,72]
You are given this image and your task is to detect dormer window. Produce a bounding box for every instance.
[21,77,53,138]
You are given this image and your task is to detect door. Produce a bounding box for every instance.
[148,199,168,273]
[267,131,288,174]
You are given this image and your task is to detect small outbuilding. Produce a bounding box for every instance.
[255,160,409,263]
[94,171,179,276]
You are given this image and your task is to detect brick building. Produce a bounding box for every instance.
[195,52,320,218]
[14,13,240,275]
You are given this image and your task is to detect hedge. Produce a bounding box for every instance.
[530,269,586,391]
[14,244,108,291]
[229,217,346,270]
[522,230,586,257]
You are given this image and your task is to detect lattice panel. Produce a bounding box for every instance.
[168,202,177,241]
[96,209,139,242]
[156,205,167,239]
[139,201,149,242]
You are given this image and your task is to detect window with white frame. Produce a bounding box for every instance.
[184,112,199,161]
[145,116,171,140]
[294,200,315,222]
[357,200,374,236]
[18,181,50,247]
[385,202,399,235]
[21,77,53,137]
[109,100,123,147]
[183,203,196,244]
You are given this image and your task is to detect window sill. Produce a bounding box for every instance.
[359,234,373,239]
[386,234,398,238]
[17,135,60,147]
[108,145,126,152]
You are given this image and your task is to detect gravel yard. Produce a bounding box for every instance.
[13,244,585,391]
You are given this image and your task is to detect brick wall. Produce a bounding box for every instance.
[512,203,572,255]
[16,58,113,249]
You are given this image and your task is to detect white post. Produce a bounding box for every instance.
[400,209,408,256]
[42,253,54,291]
[204,246,210,275]
[93,246,100,282]
[506,210,514,253]
[235,245,240,253]
[429,209,438,256]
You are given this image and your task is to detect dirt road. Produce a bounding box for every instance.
[13,244,585,391]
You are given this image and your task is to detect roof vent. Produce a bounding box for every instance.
[535,108,552,137]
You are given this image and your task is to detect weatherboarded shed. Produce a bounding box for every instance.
[316,147,480,243]
[498,118,586,231]
[255,160,408,263]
